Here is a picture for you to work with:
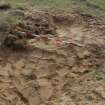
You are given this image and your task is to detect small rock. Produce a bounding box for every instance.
[0,3,11,10]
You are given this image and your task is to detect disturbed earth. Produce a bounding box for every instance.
[0,8,105,105]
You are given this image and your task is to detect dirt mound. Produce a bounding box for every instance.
[0,9,105,105]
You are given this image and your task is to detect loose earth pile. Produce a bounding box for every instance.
[0,8,105,105]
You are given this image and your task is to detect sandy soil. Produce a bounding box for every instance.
[0,9,105,105]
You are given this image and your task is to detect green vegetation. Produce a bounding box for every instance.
[2,0,105,17]
[87,0,105,10]
[0,0,105,29]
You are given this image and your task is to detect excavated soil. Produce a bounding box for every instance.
[0,9,105,105]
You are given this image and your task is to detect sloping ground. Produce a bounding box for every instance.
[2,0,105,17]
[0,9,105,105]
